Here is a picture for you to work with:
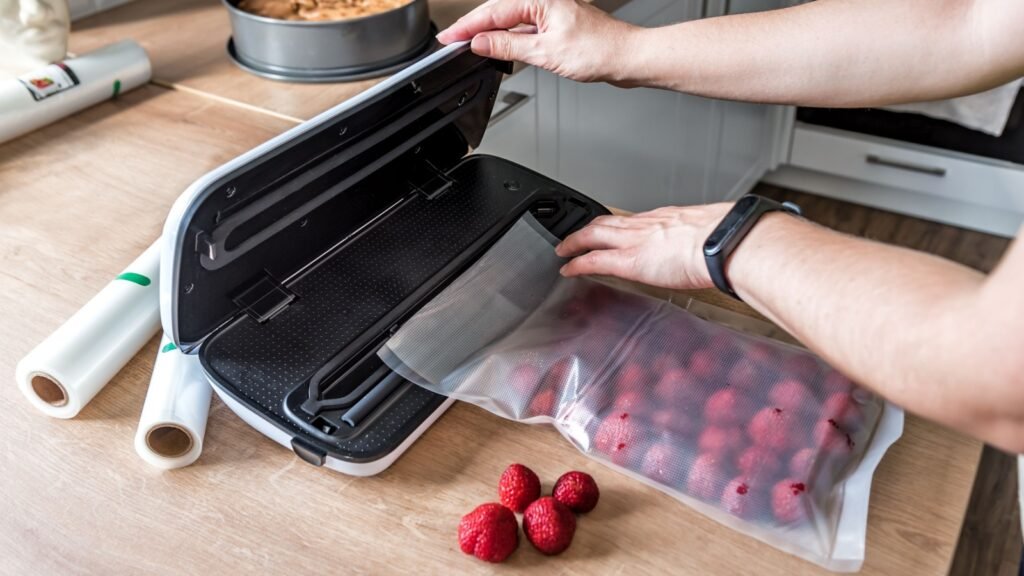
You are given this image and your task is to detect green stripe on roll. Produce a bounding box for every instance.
[161,342,177,353]
[116,272,151,286]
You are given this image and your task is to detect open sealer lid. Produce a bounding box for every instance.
[160,43,511,350]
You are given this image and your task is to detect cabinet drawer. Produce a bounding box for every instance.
[791,125,1024,212]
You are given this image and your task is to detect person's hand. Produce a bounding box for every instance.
[436,0,640,84]
[555,204,733,290]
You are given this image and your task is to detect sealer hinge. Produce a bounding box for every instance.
[232,272,296,323]
[407,159,454,200]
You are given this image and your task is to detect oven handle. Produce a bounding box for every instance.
[865,154,947,177]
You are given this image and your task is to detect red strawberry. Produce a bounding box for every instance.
[523,497,576,555]
[641,440,684,485]
[688,348,722,380]
[528,389,557,417]
[748,407,801,452]
[652,353,681,375]
[768,379,816,413]
[543,357,573,390]
[813,418,855,454]
[552,470,600,513]
[736,445,781,486]
[651,408,701,440]
[558,295,588,323]
[615,363,647,395]
[745,342,776,366]
[509,364,541,397]
[613,389,652,414]
[721,476,763,519]
[782,355,820,381]
[498,463,541,513]
[771,478,808,524]
[704,389,754,426]
[822,392,862,429]
[654,368,699,406]
[686,453,727,501]
[789,447,816,481]
[458,503,519,563]
[822,370,854,396]
[726,358,761,392]
[594,411,643,466]
[698,426,745,461]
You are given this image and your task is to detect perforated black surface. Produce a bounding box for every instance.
[201,156,605,461]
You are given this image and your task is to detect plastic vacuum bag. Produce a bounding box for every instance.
[381,216,903,571]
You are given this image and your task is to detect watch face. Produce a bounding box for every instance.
[704,195,759,253]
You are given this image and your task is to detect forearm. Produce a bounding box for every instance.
[622,0,1024,106]
[728,215,1024,451]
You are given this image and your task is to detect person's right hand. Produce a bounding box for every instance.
[554,204,736,291]
[436,0,640,84]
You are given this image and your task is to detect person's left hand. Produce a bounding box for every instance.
[436,0,639,84]
[555,204,732,290]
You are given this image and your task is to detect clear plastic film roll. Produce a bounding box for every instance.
[381,216,904,572]
[134,336,212,470]
[0,40,152,145]
[16,241,162,418]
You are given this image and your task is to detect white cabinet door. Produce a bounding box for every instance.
[703,0,786,202]
[479,0,789,211]
[554,0,708,212]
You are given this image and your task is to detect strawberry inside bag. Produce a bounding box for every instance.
[380,215,902,572]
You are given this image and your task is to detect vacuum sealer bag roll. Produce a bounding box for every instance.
[135,336,213,470]
[381,215,902,572]
[16,241,162,418]
[0,40,152,145]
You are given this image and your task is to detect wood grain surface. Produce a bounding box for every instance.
[68,0,495,122]
[0,2,987,574]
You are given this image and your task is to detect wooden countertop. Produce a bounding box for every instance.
[0,1,982,574]
[68,0,485,121]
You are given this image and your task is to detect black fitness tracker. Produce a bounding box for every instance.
[703,194,802,300]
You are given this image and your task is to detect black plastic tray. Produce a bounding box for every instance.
[200,155,608,463]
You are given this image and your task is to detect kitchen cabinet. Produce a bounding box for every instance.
[704,0,788,203]
[553,0,710,211]
[478,0,787,212]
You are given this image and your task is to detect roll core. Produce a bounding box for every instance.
[146,424,194,458]
[30,374,68,407]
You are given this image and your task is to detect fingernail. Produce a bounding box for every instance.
[559,265,567,275]
[470,34,491,56]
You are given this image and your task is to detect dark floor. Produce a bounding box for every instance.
[753,183,1021,576]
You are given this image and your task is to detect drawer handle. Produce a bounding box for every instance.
[488,91,531,127]
[865,154,947,177]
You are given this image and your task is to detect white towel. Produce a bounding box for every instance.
[885,79,1023,137]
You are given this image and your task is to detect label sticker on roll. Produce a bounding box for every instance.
[18,62,80,102]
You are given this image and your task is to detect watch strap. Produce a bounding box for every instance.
[703,195,801,300]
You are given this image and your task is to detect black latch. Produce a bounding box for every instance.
[291,436,326,467]
[232,272,296,323]
[406,158,454,200]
